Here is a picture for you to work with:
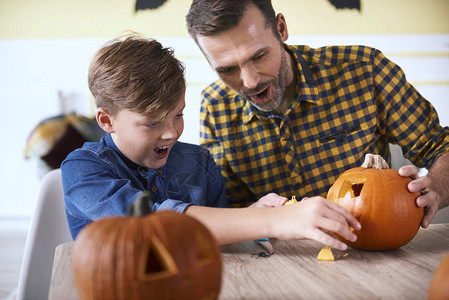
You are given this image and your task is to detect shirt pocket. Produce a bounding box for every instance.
[315,119,381,164]
[317,123,361,145]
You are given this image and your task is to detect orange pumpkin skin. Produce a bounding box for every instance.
[428,253,449,300]
[327,167,423,250]
[72,211,222,300]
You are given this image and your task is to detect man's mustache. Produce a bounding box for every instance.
[242,80,273,97]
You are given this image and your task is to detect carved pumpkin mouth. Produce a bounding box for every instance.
[334,179,366,219]
[337,179,366,199]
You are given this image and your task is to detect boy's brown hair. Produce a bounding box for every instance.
[88,33,185,117]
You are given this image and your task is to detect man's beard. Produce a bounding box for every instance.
[242,49,288,112]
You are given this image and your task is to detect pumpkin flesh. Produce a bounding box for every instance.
[317,245,335,261]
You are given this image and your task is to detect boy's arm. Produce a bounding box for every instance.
[185,196,361,251]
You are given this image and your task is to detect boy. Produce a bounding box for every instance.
[62,34,360,250]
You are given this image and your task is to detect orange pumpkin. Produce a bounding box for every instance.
[72,211,222,300]
[428,253,449,300]
[327,167,423,250]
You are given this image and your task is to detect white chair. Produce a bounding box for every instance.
[16,168,72,300]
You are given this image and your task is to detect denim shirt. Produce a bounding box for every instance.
[61,133,227,239]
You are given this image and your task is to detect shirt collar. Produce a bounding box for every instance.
[104,133,138,169]
[287,44,319,104]
[242,97,258,124]
[104,133,166,174]
[243,44,319,124]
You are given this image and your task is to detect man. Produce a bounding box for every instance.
[186,0,449,227]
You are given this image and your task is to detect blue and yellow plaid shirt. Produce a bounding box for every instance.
[199,44,449,207]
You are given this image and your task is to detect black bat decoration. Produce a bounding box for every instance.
[328,0,361,11]
[135,0,168,11]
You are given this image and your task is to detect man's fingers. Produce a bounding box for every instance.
[416,188,435,207]
[408,176,431,193]
[398,165,419,179]
[252,193,288,208]
[417,191,440,228]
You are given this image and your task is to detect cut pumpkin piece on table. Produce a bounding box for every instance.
[317,245,335,261]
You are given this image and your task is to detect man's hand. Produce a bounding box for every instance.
[398,165,440,228]
[250,193,288,208]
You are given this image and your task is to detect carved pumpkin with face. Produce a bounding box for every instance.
[327,167,423,250]
[72,211,222,300]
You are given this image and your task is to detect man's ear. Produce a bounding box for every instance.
[96,107,115,133]
[276,13,289,43]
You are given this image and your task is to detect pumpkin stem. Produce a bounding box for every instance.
[361,154,389,169]
[127,190,155,217]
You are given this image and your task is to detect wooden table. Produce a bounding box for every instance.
[49,223,449,300]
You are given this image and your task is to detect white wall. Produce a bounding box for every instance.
[0,34,448,227]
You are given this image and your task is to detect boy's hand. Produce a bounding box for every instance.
[271,197,361,251]
[250,193,288,208]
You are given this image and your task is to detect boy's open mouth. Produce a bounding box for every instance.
[155,145,169,156]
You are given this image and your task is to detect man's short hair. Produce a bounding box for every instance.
[186,0,279,44]
[88,33,185,117]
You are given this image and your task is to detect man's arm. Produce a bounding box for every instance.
[369,49,449,226]
[427,151,449,209]
[399,151,449,227]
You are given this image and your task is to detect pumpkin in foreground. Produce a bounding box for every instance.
[428,253,449,300]
[327,167,423,250]
[72,211,222,300]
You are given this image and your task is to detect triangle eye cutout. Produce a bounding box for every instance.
[338,179,366,199]
[139,236,179,281]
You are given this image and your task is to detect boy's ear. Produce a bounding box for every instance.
[96,107,115,133]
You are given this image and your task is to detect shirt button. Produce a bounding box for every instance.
[336,133,347,143]
[158,170,163,175]
[151,186,158,193]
